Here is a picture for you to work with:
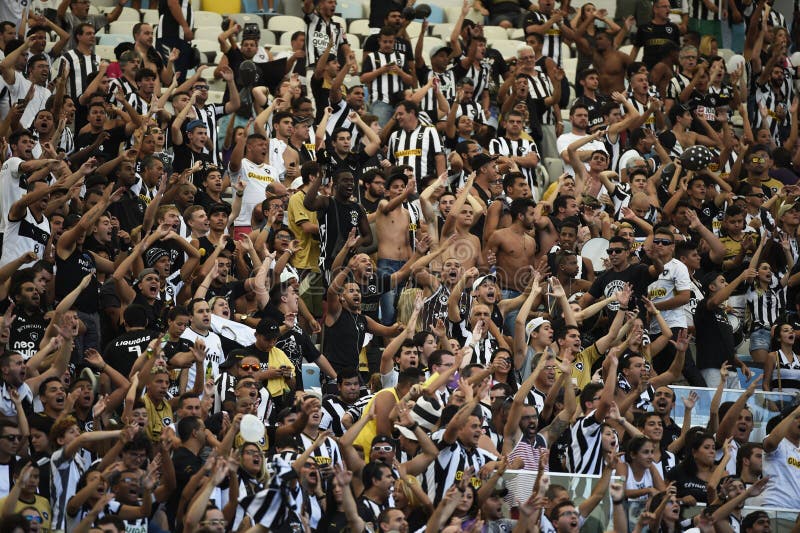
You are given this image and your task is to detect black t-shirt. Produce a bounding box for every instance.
[358,272,393,320]
[9,309,48,361]
[55,249,100,314]
[633,22,681,69]
[317,198,368,271]
[168,446,203,522]
[574,94,609,131]
[107,189,147,234]
[316,147,373,185]
[276,326,321,389]
[588,264,654,309]
[103,329,158,379]
[74,126,129,160]
[666,463,709,503]
[172,142,214,185]
[693,302,736,369]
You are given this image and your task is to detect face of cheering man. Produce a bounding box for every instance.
[135,23,154,48]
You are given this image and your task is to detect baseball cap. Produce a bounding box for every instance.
[219,352,245,370]
[185,119,206,132]
[525,317,550,341]
[471,274,496,292]
[280,270,299,283]
[136,267,158,284]
[144,247,169,268]
[255,318,281,339]
[470,153,499,170]
[699,270,723,295]
[394,425,418,441]
[429,44,453,58]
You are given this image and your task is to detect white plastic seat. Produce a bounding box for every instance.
[346,33,360,47]
[337,1,364,19]
[108,20,136,37]
[194,39,219,55]
[266,14,304,34]
[116,7,141,22]
[95,44,116,61]
[348,19,371,36]
[482,25,510,41]
[142,9,159,25]
[231,13,266,30]
[509,28,525,40]
[491,40,523,60]
[193,11,223,28]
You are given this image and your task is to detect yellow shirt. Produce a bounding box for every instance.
[143,393,173,443]
[0,494,52,532]
[353,387,400,460]
[556,344,602,389]
[265,347,294,397]
[288,190,320,271]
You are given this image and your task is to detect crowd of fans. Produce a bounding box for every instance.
[0,0,797,531]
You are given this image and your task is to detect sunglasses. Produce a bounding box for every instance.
[241,363,260,371]
[747,192,765,198]
[372,445,394,452]
[750,157,765,163]
[24,516,43,524]
[148,127,162,134]
[0,435,22,441]
[193,85,209,90]
[238,380,258,388]
[653,238,674,246]
[606,248,626,255]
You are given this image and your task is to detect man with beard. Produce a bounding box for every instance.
[652,386,682,449]
[754,63,791,145]
[326,83,367,146]
[740,145,783,200]
[557,104,608,177]
[737,443,764,489]
[7,275,48,361]
[305,170,373,278]
[133,23,175,85]
[489,112,541,196]
[505,354,576,470]
[215,356,271,423]
[0,352,38,419]
[109,50,141,102]
[171,118,215,187]
[316,113,382,191]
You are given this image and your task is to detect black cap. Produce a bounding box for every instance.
[255,318,280,339]
[700,270,722,295]
[219,352,245,370]
[371,434,395,447]
[470,153,499,170]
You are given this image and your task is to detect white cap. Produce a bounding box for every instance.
[394,424,418,441]
[280,269,299,283]
[525,317,550,341]
[472,274,497,293]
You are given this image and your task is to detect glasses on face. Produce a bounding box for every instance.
[24,515,43,524]
[372,445,394,452]
[559,510,580,518]
[653,238,674,246]
[241,363,260,372]
[238,380,259,388]
[276,234,292,241]
[201,519,227,526]
[0,435,22,441]
[606,248,626,255]
[747,192,765,198]
[751,156,765,164]
[194,85,210,91]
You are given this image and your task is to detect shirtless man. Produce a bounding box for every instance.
[133,23,177,86]
[440,172,487,272]
[483,172,533,241]
[376,171,416,325]
[575,31,630,94]
[649,42,680,106]
[485,197,541,334]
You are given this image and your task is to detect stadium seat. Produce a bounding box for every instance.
[338,1,364,20]
[348,19,371,37]
[563,57,578,84]
[95,44,117,61]
[142,9,159,25]
[718,48,734,61]
[194,39,220,55]
[116,7,141,22]
[333,16,347,29]
[445,6,481,24]
[425,4,445,23]
[482,25,510,41]
[431,23,454,39]
[208,90,225,104]
[508,28,525,40]
[88,5,101,14]
[561,42,573,60]
[490,40,523,60]
[302,364,321,388]
[231,13,266,30]
[259,29,276,46]
[98,34,133,47]
[93,0,117,7]
[276,0,305,17]
[278,32,295,46]
[194,11,224,28]
[421,37,445,58]
[405,21,422,39]
[619,44,642,60]
[108,21,136,37]
[346,33,360,47]
[266,15,304,34]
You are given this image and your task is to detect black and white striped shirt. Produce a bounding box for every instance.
[109,77,137,104]
[689,0,722,21]
[325,99,361,147]
[746,276,786,330]
[627,96,657,132]
[417,66,456,120]
[298,433,343,469]
[666,70,691,102]
[62,49,99,98]
[527,11,563,65]
[126,92,150,117]
[754,81,790,145]
[567,410,605,475]
[421,283,470,332]
[194,103,225,165]
[320,395,350,436]
[304,11,347,68]
[431,440,497,501]
[455,100,486,124]
[363,50,408,104]
[387,123,443,183]
[456,59,491,100]
[489,136,540,191]
[157,0,193,40]
[526,72,557,125]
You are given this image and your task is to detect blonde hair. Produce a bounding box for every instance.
[396,288,422,333]
[698,35,717,56]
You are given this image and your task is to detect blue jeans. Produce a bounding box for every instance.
[378,258,405,325]
[502,288,521,337]
[370,101,394,127]
[76,311,101,355]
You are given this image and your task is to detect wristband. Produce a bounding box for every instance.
[612,499,625,505]
[236,191,244,197]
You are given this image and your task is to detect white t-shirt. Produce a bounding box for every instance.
[9,75,51,128]
[230,158,279,227]
[762,437,800,507]
[647,257,692,332]
[0,157,26,235]
[269,138,287,180]
[180,327,225,391]
[556,132,607,176]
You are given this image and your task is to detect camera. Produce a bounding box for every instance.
[242,22,261,42]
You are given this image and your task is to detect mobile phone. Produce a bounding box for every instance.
[16,99,25,107]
